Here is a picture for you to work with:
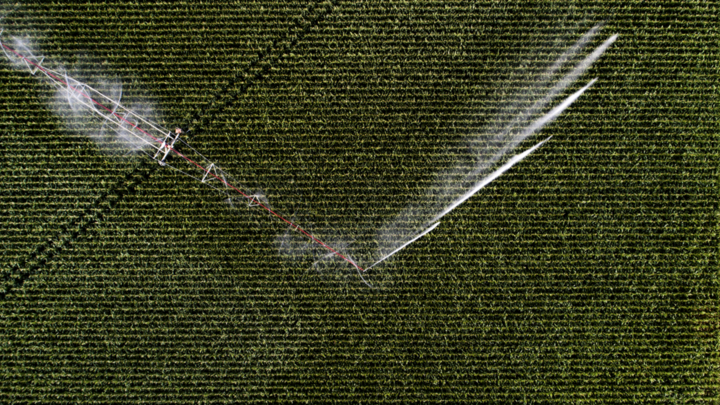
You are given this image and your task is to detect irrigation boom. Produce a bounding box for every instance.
[1,26,616,283]
[0,34,364,273]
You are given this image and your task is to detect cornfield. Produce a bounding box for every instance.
[0,0,717,403]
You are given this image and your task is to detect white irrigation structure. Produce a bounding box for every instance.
[0,28,365,279]
[1,26,617,287]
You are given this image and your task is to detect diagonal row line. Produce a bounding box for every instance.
[185,0,336,138]
[1,163,150,299]
[1,0,338,300]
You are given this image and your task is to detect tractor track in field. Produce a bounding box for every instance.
[1,0,337,300]
[185,0,337,137]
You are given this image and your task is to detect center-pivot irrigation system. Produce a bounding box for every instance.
[0,30,364,273]
[1,26,617,287]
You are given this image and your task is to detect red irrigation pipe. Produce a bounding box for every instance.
[1,41,364,272]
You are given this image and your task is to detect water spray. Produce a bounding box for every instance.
[363,28,618,273]
[0,25,617,285]
[0,29,364,274]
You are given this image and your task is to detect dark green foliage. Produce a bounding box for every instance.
[0,0,717,403]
